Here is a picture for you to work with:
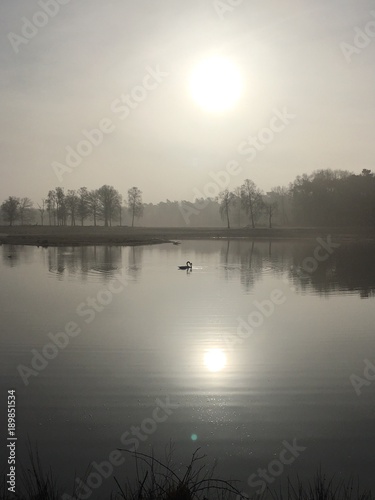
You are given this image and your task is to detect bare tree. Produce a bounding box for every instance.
[77,187,90,226]
[65,190,79,226]
[46,190,57,225]
[217,189,234,228]
[233,186,243,227]
[115,194,124,226]
[263,195,278,228]
[128,187,143,227]
[18,197,33,224]
[88,189,100,226]
[37,199,46,226]
[1,197,20,226]
[54,187,67,225]
[240,179,263,228]
[97,185,122,227]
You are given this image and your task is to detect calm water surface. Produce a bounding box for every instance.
[1,240,375,498]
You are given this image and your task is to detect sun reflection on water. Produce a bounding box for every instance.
[203,348,227,372]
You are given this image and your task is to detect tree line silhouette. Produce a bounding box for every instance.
[1,169,374,227]
[0,185,143,227]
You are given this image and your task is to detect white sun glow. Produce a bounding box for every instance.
[189,56,243,112]
[204,348,227,372]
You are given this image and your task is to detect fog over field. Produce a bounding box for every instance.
[1,0,375,205]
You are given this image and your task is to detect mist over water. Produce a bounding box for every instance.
[1,240,374,498]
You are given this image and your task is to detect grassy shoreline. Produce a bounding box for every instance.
[0,225,374,247]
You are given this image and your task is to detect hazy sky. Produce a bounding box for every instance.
[1,0,374,204]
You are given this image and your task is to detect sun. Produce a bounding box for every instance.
[189,56,243,113]
[204,348,227,372]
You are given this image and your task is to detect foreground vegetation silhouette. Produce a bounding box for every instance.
[1,447,373,500]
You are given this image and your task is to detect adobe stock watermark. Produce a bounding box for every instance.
[179,160,242,224]
[294,235,340,275]
[340,10,375,63]
[237,439,306,498]
[223,235,340,349]
[17,272,129,386]
[52,65,168,182]
[7,0,71,55]
[350,358,375,396]
[281,235,341,294]
[61,396,178,500]
[179,106,296,224]
[213,0,243,21]
[223,288,286,349]
[237,107,296,163]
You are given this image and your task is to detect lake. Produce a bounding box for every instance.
[1,238,375,498]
